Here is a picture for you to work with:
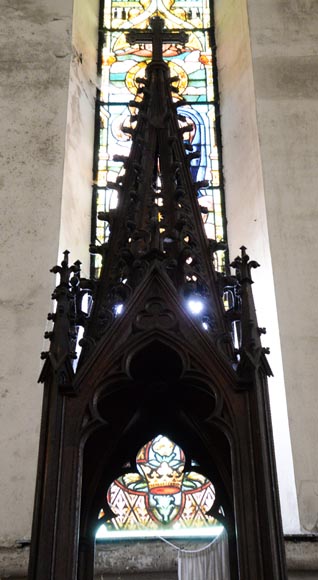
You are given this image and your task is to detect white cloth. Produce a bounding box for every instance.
[178,530,230,580]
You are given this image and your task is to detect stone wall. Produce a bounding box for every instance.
[0,0,73,545]
[214,0,318,533]
[0,540,317,579]
[0,0,98,546]
[247,0,318,533]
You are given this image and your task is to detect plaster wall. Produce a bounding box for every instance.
[0,0,73,544]
[244,0,318,533]
[214,0,299,531]
[58,0,99,275]
[0,0,98,545]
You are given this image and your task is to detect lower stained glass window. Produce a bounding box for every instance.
[96,435,223,539]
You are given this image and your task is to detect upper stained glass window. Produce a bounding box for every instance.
[92,0,226,276]
[96,435,222,538]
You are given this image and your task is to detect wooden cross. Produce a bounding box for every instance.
[126,16,188,62]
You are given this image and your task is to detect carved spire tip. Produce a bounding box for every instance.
[61,249,70,268]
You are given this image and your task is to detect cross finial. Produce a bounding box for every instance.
[126,16,188,62]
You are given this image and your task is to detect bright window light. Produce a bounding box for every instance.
[73,326,84,371]
[114,303,123,316]
[202,322,209,331]
[96,524,224,540]
[187,298,204,315]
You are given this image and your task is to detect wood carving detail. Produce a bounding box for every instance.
[133,298,178,332]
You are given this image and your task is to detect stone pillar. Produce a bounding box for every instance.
[0,0,97,546]
[246,0,318,532]
[215,0,318,532]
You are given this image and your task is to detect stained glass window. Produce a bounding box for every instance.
[97,435,223,538]
[92,0,227,276]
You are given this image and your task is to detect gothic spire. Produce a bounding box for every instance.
[85,16,229,353]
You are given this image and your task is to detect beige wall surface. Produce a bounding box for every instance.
[0,0,73,544]
[214,0,300,531]
[215,0,318,533]
[247,0,318,532]
[58,0,99,275]
[0,0,98,545]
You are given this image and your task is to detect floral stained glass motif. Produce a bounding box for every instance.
[93,0,226,275]
[97,435,220,537]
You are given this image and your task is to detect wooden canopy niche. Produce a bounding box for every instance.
[28,17,287,580]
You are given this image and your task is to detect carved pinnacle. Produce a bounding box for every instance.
[231,246,260,284]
